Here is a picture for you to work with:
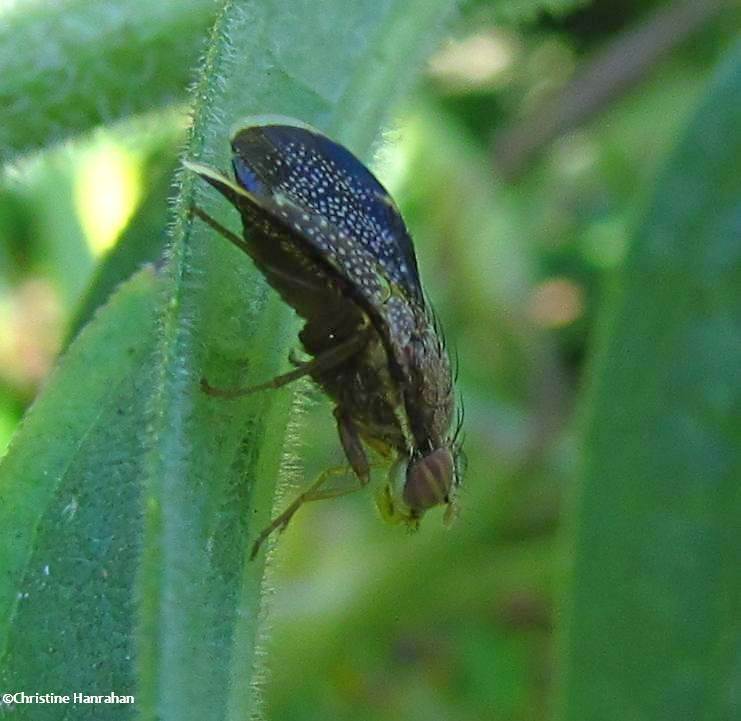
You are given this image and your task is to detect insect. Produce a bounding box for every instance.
[185,116,464,558]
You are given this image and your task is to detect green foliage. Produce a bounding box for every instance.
[0,0,215,157]
[0,268,161,720]
[65,129,183,345]
[558,42,741,721]
[0,1,738,721]
[490,0,588,23]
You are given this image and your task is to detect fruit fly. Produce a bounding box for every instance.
[185,116,464,558]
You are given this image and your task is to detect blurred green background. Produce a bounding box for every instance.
[0,1,738,720]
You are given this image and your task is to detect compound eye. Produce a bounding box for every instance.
[403,448,455,512]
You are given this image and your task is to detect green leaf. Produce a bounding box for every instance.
[557,42,741,721]
[137,2,459,721]
[0,267,162,719]
[0,0,215,158]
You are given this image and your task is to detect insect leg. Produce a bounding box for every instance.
[250,415,379,559]
[201,331,367,399]
[335,410,371,484]
[190,205,252,254]
[193,204,334,296]
[250,464,367,560]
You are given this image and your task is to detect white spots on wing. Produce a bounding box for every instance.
[385,296,415,347]
[247,136,421,296]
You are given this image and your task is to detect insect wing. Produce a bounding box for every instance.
[230,123,424,306]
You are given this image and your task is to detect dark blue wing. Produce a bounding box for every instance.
[230,122,423,305]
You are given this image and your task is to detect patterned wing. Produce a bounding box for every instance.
[230,121,424,309]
